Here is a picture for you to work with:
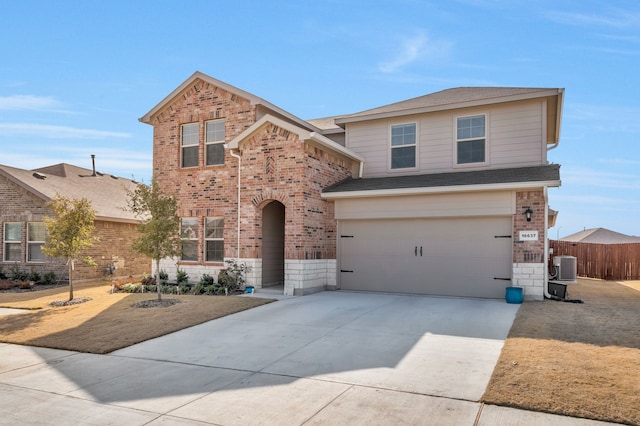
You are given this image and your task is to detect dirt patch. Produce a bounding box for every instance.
[482,279,640,425]
[0,281,274,354]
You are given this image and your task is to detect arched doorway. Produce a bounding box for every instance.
[262,201,285,287]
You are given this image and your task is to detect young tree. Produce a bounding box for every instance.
[126,179,181,301]
[42,195,99,301]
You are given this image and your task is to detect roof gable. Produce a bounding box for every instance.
[0,163,140,223]
[139,71,323,134]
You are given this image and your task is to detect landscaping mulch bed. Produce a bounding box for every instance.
[0,280,274,354]
[482,278,640,425]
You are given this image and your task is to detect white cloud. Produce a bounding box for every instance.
[546,9,640,29]
[377,31,452,74]
[0,95,63,111]
[0,123,131,139]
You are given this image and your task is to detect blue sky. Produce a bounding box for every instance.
[1,1,639,238]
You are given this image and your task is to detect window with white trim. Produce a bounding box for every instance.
[204,217,224,262]
[390,123,416,169]
[205,120,225,166]
[180,218,199,261]
[27,222,46,262]
[3,222,22,262]
[456,114,486,164]
[181,123,199,168]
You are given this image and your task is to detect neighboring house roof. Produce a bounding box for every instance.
[139,71,324,135]
[560,228,640,244]
[0,163,139,223]
[322,164,560,199]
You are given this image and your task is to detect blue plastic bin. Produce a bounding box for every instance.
[505,286,523,304]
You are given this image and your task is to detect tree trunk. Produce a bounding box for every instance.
[155,259,162,301]
[68,259,74,301]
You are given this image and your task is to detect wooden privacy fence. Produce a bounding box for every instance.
[550,240,640,280]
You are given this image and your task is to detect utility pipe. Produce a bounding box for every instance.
[543,186,552,299]
[227,148,242,259]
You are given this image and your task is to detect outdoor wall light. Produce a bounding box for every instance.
[524,207,533,222]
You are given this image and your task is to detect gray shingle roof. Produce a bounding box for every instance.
[560,228,640,244]
[323,164,560,194]
[0,163,140,222]
[335,87,562,124]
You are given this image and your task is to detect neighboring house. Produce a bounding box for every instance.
[552,228,640,280]
[0,162,150,282]
[141,71,563,300]
[560,228,640,244]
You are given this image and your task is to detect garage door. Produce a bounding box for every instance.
[338,217,512,299]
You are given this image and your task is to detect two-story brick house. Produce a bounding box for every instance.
[141,72,563,300]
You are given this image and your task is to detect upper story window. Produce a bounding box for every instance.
[456,115,486,164]
[27,222,46,262]
[205,120,225,166]
[180,218,199,261]
[204,217,224,262]
[181,123,199,168]
[3,222,22,262]
[390,123,417,169]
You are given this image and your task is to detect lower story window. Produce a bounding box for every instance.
[205,217,224,262]
[4,222,22,262]
[180,218,199,261]
[27,222,46,262]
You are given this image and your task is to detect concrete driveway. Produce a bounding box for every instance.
[0,291,614,425]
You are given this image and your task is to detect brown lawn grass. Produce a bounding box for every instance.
[0,281,274,354]
[482,278,640,425]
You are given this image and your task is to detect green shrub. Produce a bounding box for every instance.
[0,266,7,280]
[176,269,189,285]
[199,273,214,286]
[28,270,42,284]
[159,270,169,285]
[161,285,176,294]
[217,259,250,295]
[42,271,57,285]
[9,264,29,281]
[178,284,191,295]
[144,284,157,293]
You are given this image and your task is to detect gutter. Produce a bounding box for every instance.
[322,180,561,200]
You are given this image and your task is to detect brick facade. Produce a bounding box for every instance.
[512,189,547,300]
[148,78,355,294]
[0,175,149,282]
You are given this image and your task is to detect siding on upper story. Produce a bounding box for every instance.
[345,98,548,178]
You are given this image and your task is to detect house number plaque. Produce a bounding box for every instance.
[519,230,539,241]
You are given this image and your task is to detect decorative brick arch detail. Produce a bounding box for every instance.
[252,190,289,209]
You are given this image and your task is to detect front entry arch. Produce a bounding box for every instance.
[262,201,285,287]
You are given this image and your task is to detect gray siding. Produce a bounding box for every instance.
[346,99,547,178]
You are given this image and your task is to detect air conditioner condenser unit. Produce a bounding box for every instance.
[553,255,577,283]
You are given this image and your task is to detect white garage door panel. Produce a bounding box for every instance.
[339,217,512,298]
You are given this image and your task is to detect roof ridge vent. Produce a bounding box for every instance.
[32,172,47,180]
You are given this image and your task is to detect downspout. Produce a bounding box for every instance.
[543,186,552,299]
[227,148,242,259]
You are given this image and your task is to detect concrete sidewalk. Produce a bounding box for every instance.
[0,291,617,425]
